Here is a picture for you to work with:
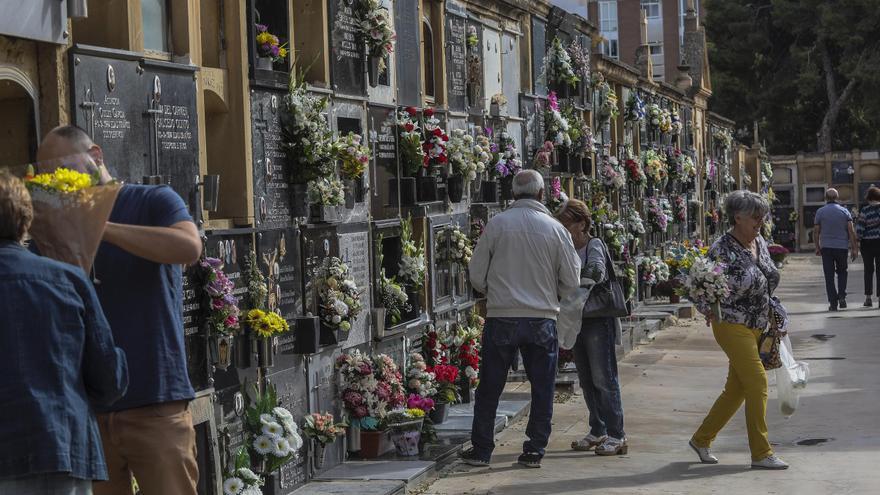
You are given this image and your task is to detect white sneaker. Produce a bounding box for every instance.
[688,439,718,464]
[571,433,607,451]
[751,454,789,470]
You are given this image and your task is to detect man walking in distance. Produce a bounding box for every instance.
[37,126,204,494]
[460,170,581,468]
[814,188,860,311]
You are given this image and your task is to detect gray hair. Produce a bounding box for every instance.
[512,169,544,199]
[825,188,839,201]
[724,190,770,225]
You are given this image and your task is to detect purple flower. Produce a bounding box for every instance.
[271,44,280,57]
[256,23,268,33]
[484,127,493,136]
[205,257,223,268]
[490,143,499,153]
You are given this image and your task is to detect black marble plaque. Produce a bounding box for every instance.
[183,265,209,392]
[338,230,372,348]
[252,89,292,228]
[531,17,547,96]
[394,0,421,107]
[445,10,467,112]
[546,7,575,48]
[264,365,311,493]
[329,0,366,96]
[71,48,200,215]
[300,225,340,316]
[368,105,397,171]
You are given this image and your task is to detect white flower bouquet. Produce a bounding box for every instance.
[625,208,646,236]
[437,225,473,267]
[599,154,626,190]
[647,104,672,133]
[244,385,304,475]
[307,176,345,206]
[406,352,438,399]
[541,36,579,87]
[281,74,334,182]
[379,270,410,325]
[398,215,426,290]
[446,129,484,181]
[638,256,670,286]
[222,447,264,495]
[314,257,363,332]
[681,256,730,317]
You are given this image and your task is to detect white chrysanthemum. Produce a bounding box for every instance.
[272,407,293,423]
[262,421,284,438]
[223,477,244,495]
[287,431,304,451]
[236,467,260,483]
[259,413,275,425]
[253,434,274,455]
[273,437,292,457]
[241,487,263,495]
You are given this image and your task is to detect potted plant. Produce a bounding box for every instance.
[336,351,406,458]
[313,257,363,346]
[245,308,290,368]
[197,257,241,371]
[334,132,370,205]
[429,364,460,423]
[243,384,304,476]
[302,413,346,470]
[354,0,395,87]
[489,93,507,117]
[386,409,426,456]
[255,23,288,70]
[398,215,426,319]
[390,107,424,206]
[222,447,265,495]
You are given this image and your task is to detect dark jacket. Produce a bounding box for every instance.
[0,241,128,480]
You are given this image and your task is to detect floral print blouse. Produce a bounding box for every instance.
[696,232,780,331]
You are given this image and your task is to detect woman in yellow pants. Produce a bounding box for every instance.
[688,191,789,470]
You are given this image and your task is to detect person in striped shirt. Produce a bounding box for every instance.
[856,186,880,307]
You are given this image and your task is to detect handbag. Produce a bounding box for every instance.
[582,239,630,318]
[758,284,786,370]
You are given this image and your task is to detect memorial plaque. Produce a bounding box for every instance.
[338,229,372,348]
[445,8,468,112]
[368,105,398,219]
[264,365,311,492]
[71,48,200,216]
[519,95,546,158]
[394,0,421,107]
[428,218,454,312]
[375,334,406,370]
[182,264,209,392]
[307,349,345,468]
[328,0,366,96]
[501,32,521,117]
[301,225,340,316]
[531,17,547,96]
[252,89,292,229]
[256,228,306,371]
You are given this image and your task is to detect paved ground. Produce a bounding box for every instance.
[419,254,880,494]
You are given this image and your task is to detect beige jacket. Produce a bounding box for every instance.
[468,199,581,320]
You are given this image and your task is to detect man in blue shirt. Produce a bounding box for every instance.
[0,172,128,493]
[36,126,203,494]
[813,188,860,311]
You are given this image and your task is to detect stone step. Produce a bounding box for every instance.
[314,460,435,487]
[290,480,406,495]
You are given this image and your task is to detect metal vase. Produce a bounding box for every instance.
[346,424,361,452]
[213,334,234,371]
[313,440,327,470]
[257,337,274,368]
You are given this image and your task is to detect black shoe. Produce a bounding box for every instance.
[829,304,838,312]
[839,299,847,309]
[517,451,543,468]
[459,447,490,467]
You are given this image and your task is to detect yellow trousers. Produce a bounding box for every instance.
[692,321,773,461]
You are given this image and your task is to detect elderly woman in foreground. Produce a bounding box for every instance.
[689,190,789,470]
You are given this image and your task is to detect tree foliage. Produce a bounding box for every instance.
[704,0,880,153]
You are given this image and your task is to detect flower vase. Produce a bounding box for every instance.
[389,420,423,456]
[670,294,681,304]
[389,177,417,207]
[480,180,498,203]
[293,316,321,354]
[359,429,389,459]
[429,403,450,425]
[368,55,382,87]
[291,183,310,218]
[404,286,421,321]
[446,174,465,203]
[455,267,469,297]
[256,56,273,71]
[416,175,439,202]
[319,322,339,346]
[458,375,472,404]
[310,205,339,223]
[489,103,502,117]
[372,308,387,338]
[499,176,514,201]
[313,441,328,470]
[343,179,357,209]
[346,424,361,453]
[213,334,234,371]
[257,337,274,368]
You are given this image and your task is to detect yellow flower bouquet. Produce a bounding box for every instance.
[245,309,290,339]
[23,159,121,273]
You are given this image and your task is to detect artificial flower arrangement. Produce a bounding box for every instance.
[761,160,774,186]
[245,249,269,310]
[398,215,426,291]
[768,244,789,265]
[378,267,409,326]
[255,23,288,63]
[600,214,630,258]
[624,154,646,187]
[642,149,668,185]
[645,197,671,233]
[566,37,591,85]
[422,324,450,367]
[396,107,426,176]
[313,257,363,333]
[336,350,406,430]
[490,93,508,108]
[222,448,264,495]
[670,112,683,135]
[302,412,347,447]
[472,131,492,178]
[545,91,572,149]
[307,176,346,206]
[421,108,449,168]
[546,177,567,213]
[406,352,438,403]
[466,25,479,47]
[647,104,672,133]
[678,256,730,317]
[386,408,426,426]
[450,312,483,387]
[705,206,720,229]
[406,393,436,414]
[541,37,579,88]
[788,210,799,223]
[622,262,638,301]
[741,163,753,186]
[624,93,646,123]
[244,384,304,474]
[671,195,687,223]
[562,105,588,153]
[638,255,671,286]
[599,153,626,190]
[490,130,523,178]
[198,257,241,337]
[354,0,395,73]
[713,127,734,150]
[669,148,696,182]
[430,364,461,404]
[281,73,334,182]
[245,309,290,339]
[447,129,485,181]
[437,225,473,267]
[334,133,370,181]
[572,118,597,159]
[592,72,619,123]
[533,141,555,169]
[625,208,646,237]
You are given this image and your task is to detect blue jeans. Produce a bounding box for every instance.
[821,247,849,304]
[471,317,558,459]
[0,473,91,494]
[573,317,625,439]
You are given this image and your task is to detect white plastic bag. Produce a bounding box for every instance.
[775,335,810,418]
[557,279,592,350]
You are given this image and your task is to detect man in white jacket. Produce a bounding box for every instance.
[461,170,581,468]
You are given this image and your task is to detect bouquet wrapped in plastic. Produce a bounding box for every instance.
[20,153,121,273]
[681,256,731,317]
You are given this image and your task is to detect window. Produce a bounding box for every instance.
[422,19,435,99]
[641,0,661,19]
[650,44,663,56]
[602,39,619,59]
[679,0,700,45]
[142,0,170,52]
[599,1,619,60]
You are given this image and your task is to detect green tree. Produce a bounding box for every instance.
[704,0,880,153]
